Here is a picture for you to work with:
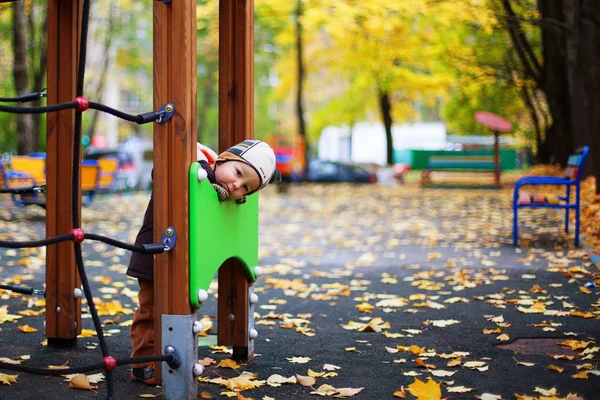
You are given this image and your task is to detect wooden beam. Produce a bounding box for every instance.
[153,0,197,383]
[45,0,82,344]
[218,0,254,358]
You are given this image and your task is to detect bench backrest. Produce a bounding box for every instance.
[10,155,46,185]
[564,146,589,182]
[81,160,100,192]
[428,155,496,169]
[97,157,119,189]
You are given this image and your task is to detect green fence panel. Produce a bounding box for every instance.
[189,162,259,309]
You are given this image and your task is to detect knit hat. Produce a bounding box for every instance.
[217,140,279,194]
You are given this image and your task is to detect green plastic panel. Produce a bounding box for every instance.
[189,162,258,309]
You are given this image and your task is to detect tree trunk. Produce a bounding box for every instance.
[295,0,308,175]
[198,62,216,144]
[538,0,573,165]
[12,1,35,154]
[378,90,394,166]
[29,2,47,150]
[565,0,600,191]
[85,1,118,140]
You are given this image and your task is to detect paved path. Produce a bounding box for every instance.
[0,185,598,399]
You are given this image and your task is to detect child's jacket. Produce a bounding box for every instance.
[126,144,216,282]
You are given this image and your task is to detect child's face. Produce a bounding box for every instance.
[214,160,260,200]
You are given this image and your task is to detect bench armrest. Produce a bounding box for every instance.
[514,176,574,191]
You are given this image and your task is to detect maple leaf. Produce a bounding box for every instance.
[549,364,564,373]
[423,319,460,327]
[447,386,474,393]
[557,340,591,351]
[0,372,18,385]
[68,374,98,392]
[198,357,216,366]
[310,384,339,396]
[217,359,241,369]
[430,370,456,377]
[571,371,589,379]
[286,356,311,363]
[393,386,407,398]
[223,371,265,391]
[534,387,557,396]
[333,387,364,398]
[266,374,296,387]
[515,360,536,367]
[295,373,316,387]
[407,378,441,400]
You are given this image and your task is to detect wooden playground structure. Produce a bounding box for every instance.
[44,0,257,398]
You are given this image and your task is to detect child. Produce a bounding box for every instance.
[127,139,279,384]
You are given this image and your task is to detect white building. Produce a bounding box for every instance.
[318,121,446,166]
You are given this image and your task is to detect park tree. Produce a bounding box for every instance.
[9,0,46,154]
[564,0,600,192]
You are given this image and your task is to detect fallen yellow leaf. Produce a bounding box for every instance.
[295,374,317,387]
[68,374,98,392]
[217,359,240,370]
[407,378,441,400]
[393,386,407,398]
[17,325,38,333]
[549,364,564,373]
[0,372,18,385]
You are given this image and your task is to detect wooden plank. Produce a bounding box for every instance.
[45,0,82,344]
[217,0,254,359]
[152,0,197,384]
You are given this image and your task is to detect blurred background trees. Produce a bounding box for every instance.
[0,0,597,186]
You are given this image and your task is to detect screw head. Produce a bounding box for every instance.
[165,346,175,355]
[56,307,61,314]
[165,227,174,236]
[228,314,235,322]
[249,329,258,339]
[165,104,174,113]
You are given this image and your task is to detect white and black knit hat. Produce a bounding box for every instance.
[217,140,280,194]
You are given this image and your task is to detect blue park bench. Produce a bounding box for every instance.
[513,146,589,247]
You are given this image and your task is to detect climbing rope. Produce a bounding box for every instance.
[0,0,179,398]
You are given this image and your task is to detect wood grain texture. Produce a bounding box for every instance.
[45,0,82,342]
[218,0,255,359]
[152,0,197,382]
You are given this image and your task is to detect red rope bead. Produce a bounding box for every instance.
[74,96,89,112]
[71,228,85,243]
[103,356,117,372]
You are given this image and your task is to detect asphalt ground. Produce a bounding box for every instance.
[0,184,598,400]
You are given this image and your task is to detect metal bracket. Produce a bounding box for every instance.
[162,314,198,400]
[162,226,177,251]
[156,103,175,124]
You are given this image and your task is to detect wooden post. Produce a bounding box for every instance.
[152,0,197,384]
[493,131,500,187]
[45,0,82,345]
[217,0,255,359]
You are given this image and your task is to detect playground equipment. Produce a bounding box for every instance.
[0,0,258,399]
